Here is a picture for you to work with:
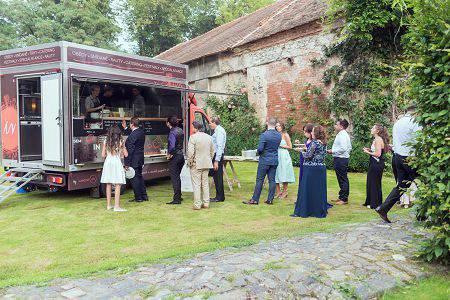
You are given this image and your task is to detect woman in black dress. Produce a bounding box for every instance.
[363,124,390,209]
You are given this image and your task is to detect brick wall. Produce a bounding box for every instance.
[187,22,335,132]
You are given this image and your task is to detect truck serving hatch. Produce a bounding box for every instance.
[71,75,240,97]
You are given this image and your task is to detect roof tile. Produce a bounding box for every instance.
[156,0,326,63]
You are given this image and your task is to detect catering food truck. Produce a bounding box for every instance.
[0,41,212,200]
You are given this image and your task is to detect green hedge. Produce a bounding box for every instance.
[205,91,262,156]
[405,0,449,265]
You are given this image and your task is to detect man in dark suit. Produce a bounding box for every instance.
[243,117,282,205]
[166,116,185,205]
[122,117,148,202]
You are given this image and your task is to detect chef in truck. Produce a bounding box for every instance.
[85,85,105,114]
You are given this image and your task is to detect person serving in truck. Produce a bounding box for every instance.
[85,85,105,113]
[131,87,145,117]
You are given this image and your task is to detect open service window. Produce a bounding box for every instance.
[71,77,183,164]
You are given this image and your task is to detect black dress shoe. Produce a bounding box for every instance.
[375,207,391,223]
[166,201,181,205]
[243,200,258,205]
[210,198,224,202]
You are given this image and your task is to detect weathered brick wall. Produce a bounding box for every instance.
[187,22,335,131]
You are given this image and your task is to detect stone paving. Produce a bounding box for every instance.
[1,218,437,300]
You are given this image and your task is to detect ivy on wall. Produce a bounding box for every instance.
[313,0,408,145]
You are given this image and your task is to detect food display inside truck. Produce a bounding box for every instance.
[71,78,182,164]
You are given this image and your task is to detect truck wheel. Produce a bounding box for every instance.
[100,183,126,198]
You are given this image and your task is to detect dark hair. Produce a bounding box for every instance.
[276,122,286,133]
[130,116,140,127]
[211,116,221,125]
[406,104,416,112]
[313,125,327,145]
[303,123,314,133]
[374,124,390,152]
[192,121,204,131]
[90,85,100,94]
[338,119,349,129]
[167,116,178,127]
[106,126,123,155]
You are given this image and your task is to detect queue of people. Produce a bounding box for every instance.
[240,111,419,223]
[101,107,420,223]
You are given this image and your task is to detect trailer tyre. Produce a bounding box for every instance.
[100,183,126,197]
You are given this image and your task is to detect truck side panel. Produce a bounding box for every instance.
[1,74,19,161]
[66,162,169,191]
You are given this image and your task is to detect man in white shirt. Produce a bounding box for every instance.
[376,105,420,223]
[327,119,352,205]
[209,117,227,202]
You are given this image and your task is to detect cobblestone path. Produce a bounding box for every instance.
[1,218,434,299]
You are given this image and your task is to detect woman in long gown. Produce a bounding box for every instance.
[363,124,389,209]
[275,122,296,198]
[298,124,314,184]
[292,126,328,218]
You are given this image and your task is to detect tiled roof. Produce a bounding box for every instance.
[156,0,326,64]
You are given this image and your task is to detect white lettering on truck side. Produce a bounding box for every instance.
[3,121,16,135]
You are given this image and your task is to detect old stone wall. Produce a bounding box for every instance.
[187,22,335,131]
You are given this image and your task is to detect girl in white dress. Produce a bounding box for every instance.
[101,126,128,212]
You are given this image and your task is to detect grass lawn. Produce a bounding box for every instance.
[382,274,450,300]
[0,162,401,288]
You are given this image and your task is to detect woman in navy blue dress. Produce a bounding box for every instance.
[298,124,314,183]
[292,125,328,218]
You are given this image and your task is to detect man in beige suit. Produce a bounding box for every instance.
[187,121,215,210]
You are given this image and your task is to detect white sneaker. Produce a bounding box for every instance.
[367,205,371,208]
[107,205,113,210]
[114,207,127,212]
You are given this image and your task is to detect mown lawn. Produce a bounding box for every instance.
[0,162,401,288]
[382,274,450,300]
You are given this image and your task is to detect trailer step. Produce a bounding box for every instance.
[6,167,42,174]
[0,168,43,205]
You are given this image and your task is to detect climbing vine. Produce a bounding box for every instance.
[315,0,408,145]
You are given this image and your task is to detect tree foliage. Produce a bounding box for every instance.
[125,0,275,56]
[403,0,449,265]
[216,0,275,25]
[186,0,220,39]
[125,0,188,56]
[0,0,119,50]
